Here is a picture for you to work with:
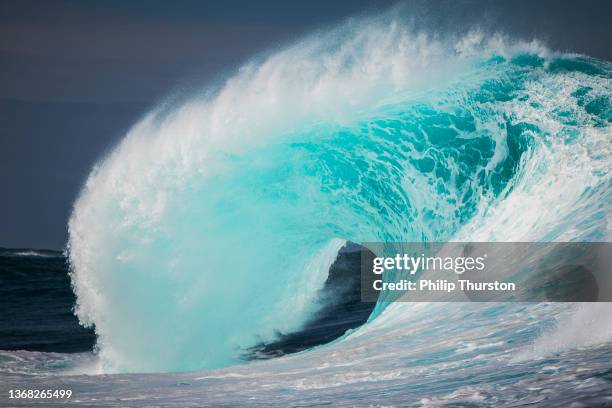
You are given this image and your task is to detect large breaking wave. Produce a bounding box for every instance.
[68,17,611,373]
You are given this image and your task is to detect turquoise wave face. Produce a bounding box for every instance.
[68,22,611,373]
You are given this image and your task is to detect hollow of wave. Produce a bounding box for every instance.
[68,19,611,373]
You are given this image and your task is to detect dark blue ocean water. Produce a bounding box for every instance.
[0,249,95,353]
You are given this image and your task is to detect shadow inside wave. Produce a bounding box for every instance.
[246,242,376,360]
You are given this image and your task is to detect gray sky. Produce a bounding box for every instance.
[1,0,610,249]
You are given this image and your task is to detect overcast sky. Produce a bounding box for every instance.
[1,0,610,249]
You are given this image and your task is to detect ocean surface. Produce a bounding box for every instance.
[0,249,95,353]
[2,15,612,407]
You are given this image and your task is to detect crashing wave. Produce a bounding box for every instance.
[68,16,611,373]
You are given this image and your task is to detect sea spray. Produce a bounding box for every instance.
[68,16,611,372]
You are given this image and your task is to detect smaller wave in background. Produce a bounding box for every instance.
[0,248,64,258]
